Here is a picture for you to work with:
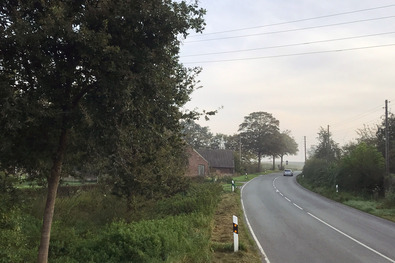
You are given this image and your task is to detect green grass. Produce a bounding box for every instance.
[16,179,97,189]
[221,172,271,192]
[1,182,223,262]
[297,176,395,223]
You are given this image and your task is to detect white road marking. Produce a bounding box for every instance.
[307,213,395,262]
[241,178,271,263]
[293,203,303,210]
[273,176,395,262]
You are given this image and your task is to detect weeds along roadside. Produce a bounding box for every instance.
[210,173,263,263]
[1,174,265,262]
[1,180,222,262]
[297,175,395,223]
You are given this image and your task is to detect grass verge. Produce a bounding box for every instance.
[210,172,267,263]
[210,191,261,263]
[297,176,395,223]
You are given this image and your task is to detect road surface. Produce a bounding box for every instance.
[241,172,395,263]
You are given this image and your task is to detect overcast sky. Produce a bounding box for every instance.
[180,0,395,162]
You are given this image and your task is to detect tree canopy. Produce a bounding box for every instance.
[338,142,385,193]
[312,127,341,162]
[238,112,280,171]
[0,0,205,262]
[278,130,298,168]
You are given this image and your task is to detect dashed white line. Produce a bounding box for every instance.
[293,203,303,210]
[273,175,394,263]
[308,212,395,263]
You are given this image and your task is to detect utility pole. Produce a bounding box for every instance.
[385,100,389,181]
[304,136,307,162]
[239,135,242,169]
[327,125,330,161]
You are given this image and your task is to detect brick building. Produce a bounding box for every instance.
[185,147,209,177]
[197,149,235,176]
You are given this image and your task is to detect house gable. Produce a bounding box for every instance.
[186,147,209,177]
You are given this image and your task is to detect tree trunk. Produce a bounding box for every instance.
[272,155,275,170]
[37,128,68,263]
[257,152,262,172]
[280,155,284,170]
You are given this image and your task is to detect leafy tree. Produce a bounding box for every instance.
[224,134,240,151]
[313,127,341,162]
[238,112,280,172]
[0,0,205,262]
[302,157,338,187]
[356,124,378,147]
[338,143,385,194]
[376,113,395,174]
[304,127,341,187]
[181,120,213,149]
[278,130,298,169]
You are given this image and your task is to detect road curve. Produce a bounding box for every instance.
[241,172,395,263]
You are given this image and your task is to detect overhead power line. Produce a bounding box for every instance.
[330,105,383,128]
[189,4,395,37]
[182,31,395,57]
[183,43,395,64]
[186,15,395,43]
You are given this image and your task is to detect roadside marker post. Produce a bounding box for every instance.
[231,180,235,192]
[233,215,239,252]
[336,184,339,193]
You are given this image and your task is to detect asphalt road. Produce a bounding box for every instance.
[241,172,395,263]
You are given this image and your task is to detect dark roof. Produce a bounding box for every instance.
[197,149,234,168]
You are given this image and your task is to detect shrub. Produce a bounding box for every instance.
[383,188,395,208]
[0,210,40,263]
[154,183,222,217]
[55,213,212,263]
[338,143,385,194]
[302,158,337,187]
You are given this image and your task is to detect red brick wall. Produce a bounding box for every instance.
[186,148,209,177]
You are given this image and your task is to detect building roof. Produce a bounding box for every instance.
[197,149,234,168]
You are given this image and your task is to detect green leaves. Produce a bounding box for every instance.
[1,1,206,259]
[338,143,385,192]
[238,112,280,164]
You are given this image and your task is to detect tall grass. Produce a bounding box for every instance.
[1,182,223,262]
[298,175,395,222]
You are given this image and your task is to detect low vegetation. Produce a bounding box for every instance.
[300,122,395,223]
[1,181,218,262]
[0,174,263,263]
[298,176,395,223]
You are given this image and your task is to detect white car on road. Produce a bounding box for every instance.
[283,169,293,176]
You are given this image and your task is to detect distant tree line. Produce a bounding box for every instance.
[182,111,299,173]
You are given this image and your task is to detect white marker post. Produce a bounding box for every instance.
[231,180,235,192]
[233,215,239,252]
[336,184,339,193]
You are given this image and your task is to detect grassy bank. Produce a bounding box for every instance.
[209,172,269,262]
[1,182,222,262]
[297,175,395,223]
[1,175,266,262]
